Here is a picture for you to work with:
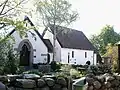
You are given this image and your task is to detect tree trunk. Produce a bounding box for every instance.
[53,25,57,61]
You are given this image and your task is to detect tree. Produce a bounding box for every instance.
[90,25,120,55]
[35,0,79,61]
[0,39,19,74]
[0,0,33,74]
[0,0,31,39]
[104,44,118,72]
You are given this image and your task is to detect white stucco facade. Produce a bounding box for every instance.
[12,29,97,65]
[12,29,48,64]
[43,30,97,65]
[44,30,61,62]
[11,29,97,65]
[61,48,97,65]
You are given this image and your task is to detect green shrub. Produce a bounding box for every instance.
[70,69,80,78]
[0,41,19,75]
[87,65,98,75]
[16,66,26,74]
[112,63,118,73]
[60,64,85,78]
[50,61,61,72]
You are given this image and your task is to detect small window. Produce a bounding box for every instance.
[68,52,70,63]
[72,51,74,58]
[85,52,87,58]
[34,56,36,58]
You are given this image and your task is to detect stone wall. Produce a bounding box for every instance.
[0,75,72,90]
[86,73,120,90]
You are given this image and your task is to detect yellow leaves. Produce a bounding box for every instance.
[104,44,118,70]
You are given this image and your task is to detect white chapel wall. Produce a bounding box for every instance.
[12,29,48,64]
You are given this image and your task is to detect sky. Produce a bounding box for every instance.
[25,0,120,38]
[68,0,120,38]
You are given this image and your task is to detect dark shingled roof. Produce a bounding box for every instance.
[44,39,53,53]
[50,25,96,51]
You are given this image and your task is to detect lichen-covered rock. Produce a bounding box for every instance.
[87,85,94,90]
[97,76,105,83]
[105,82,111,88]
[93,81,101,89]
[0,76,8,83]
[41,86,50,90]
[110,88,114,90]
[45,78,55,87]
[52,84,61,90]
[7,75,21,82]
[114,75,120,80]
[84,73,120,90]
[62,87,68,90]
[106,76,115,82]
[37,79,46,87]
[9,87,15,90]
[100,85,106,90]
[111,79,119,87]
[16,79,36,88]
[86,73,95,78]
[57,77,67,86]
[86,77,94,85]
[22,74,40,79]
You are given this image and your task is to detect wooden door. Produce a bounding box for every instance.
[20,44,30,66]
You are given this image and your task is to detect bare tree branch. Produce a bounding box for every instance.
[36,0,79,61]
[0,0,8,15]
[0,0,25,16]
[0,23,7,29]
[0,0,7,7]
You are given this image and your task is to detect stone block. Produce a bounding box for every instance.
[105,82,111,88]
[15,88,33,90]
[62,87,68,90]
[97,76,105,83]
[16,79,36,88]
[86,77,94,85]
[87,85,94,90]
[106,76,115,82]
[37,79,46,87]
[52,84,61,90]
[0,76,8,83]
[111,79,119,87]
[57,77,67,86]
[93,81,101,89]
[45,78,55,87]
[41,86,50,90]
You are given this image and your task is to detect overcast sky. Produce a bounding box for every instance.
[26,0,120,38]
[68,0,120,38]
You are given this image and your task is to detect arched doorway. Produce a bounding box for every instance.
[20,44,30,66]
[18,39,33,68]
